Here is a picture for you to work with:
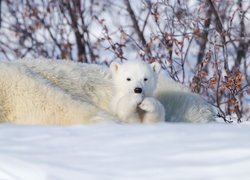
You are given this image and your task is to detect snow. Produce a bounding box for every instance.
[1,123,250,180]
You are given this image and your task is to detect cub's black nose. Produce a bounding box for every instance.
[134,87,142,94]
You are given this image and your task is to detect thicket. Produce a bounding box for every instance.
[0,0,249,122]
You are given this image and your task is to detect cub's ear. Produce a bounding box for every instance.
[110,61,120,74]
[151,62,161,74]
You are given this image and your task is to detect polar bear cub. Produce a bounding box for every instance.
[110,60,165,123]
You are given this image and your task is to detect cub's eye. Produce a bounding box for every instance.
[127,78,131,81]
[144,78,148,81]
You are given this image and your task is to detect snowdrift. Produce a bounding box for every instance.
[0,123,250,180]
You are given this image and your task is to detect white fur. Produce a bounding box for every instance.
[110,60,165,123]
[0,59,117,124]
[0,58,215,124]
[155,74,215,123]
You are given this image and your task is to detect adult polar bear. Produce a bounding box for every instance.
[0,58,214,124]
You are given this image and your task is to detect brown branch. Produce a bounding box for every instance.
[234,0,248,70]
[207,0,230,73]
[207,0,225,37]
[65,1,87,62]
[124,0,147,47]
[77,0,96,62]
[196,5,212,67]
[141,1,151,34]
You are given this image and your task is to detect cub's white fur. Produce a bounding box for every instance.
[0,58,215,124]
[109,60,165,123]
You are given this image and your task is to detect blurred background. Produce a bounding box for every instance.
[0,0,249,122]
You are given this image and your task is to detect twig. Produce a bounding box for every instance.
[124,0,148,50]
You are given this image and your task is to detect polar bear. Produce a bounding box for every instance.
[0,61,117,124]
[109,60,165,123]
[0,58,215,124]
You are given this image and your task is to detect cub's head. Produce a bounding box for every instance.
[110,60,161,97]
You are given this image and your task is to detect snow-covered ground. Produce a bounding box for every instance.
[0,123,250,180]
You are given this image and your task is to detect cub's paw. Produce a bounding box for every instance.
[139,97,157,112]
[131,94,144,106]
